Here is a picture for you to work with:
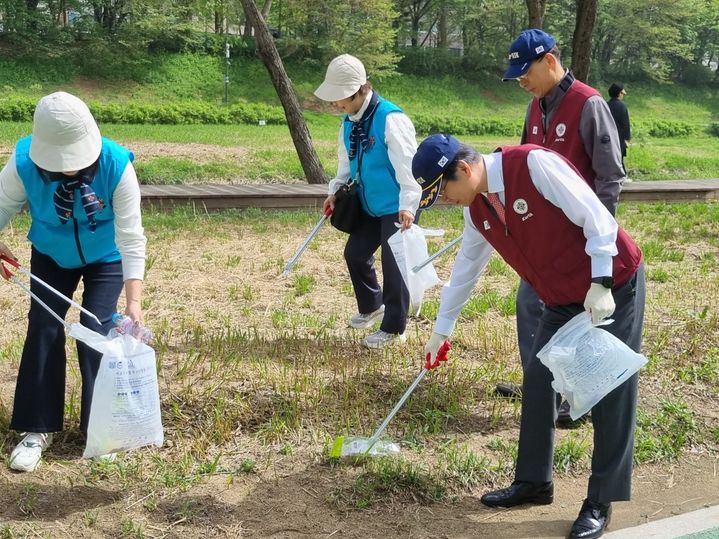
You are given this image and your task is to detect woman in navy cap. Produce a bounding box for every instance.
[314,54,421,349]
[413,133,644,539]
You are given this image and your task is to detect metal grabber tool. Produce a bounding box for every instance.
[411,234,463,274]
[1,255,101,327]
[330,341,451,460]
[281,206,332,278]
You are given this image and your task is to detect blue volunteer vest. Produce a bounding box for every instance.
[15,136,134,268]
[343,97,402,217]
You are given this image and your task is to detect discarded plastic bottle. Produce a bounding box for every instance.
[111,313,153,344]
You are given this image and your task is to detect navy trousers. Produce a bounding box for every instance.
[344,210,418,335]
[11,248,124,434]
[514,264,645,503]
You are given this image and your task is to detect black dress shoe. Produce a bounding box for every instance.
[556,399,590,429]
[494,382,522,399]
[568,499,611,539]
[480,481,553,508]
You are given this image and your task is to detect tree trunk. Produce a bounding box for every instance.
[571,0,598,82]
[411,16,420,47]
[244,0,273,39]
[239,0,328,185]
[437,3,448,49]
[525,0,547,29]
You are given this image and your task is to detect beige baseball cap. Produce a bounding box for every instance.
[314,54,367,102]
[29,92,102,172]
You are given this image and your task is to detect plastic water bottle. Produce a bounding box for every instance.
[111,313,153,344]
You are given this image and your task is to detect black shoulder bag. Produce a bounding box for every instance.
[330,178,361,233]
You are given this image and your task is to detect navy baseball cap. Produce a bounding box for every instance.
[412,134,460,209]
[503,29,556,81]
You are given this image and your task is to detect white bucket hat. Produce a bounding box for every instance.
[29,92,102,172]
[314,54,367,102]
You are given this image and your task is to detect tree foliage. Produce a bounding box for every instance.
[0,0,715,84]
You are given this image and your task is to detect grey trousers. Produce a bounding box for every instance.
[514,264,645,503]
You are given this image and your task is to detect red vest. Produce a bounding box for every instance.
[468,145,642,306]
[525,80,598,189]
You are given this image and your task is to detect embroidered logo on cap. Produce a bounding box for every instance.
[438,156,448,167]
[535,46,545,54]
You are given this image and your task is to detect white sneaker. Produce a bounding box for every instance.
[9,433,53,472]
[349,305,385,329]
[362,330,407,349]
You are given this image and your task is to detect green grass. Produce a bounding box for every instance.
[0,202,718,530]
[3,119,717,183]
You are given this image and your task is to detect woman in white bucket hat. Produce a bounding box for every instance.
[0,91,147,472]
[315,54,421,349]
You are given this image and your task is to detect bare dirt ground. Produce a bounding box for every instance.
[0,212,718,538]
[0,142,249,164]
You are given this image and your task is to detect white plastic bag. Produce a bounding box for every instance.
[69,324,164,458]
[536,312,647,420]
[388,224,441,312]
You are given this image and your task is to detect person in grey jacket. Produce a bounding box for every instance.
[497,29,631,428]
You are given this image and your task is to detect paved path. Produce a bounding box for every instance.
[139,179,719,211]
[605,505,719,539]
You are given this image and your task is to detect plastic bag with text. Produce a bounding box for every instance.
[536,312,647,420]
[69,324,164,458]
[388,225,441,314]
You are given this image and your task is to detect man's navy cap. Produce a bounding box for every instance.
[412,133,460,209]
[503,29,556,81]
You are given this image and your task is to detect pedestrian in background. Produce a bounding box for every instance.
[0,92,147,472]
[608,83,632,179]
[314,54,421,349]
[496,29,631,428]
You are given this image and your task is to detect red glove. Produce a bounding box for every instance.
[424,332,452,369]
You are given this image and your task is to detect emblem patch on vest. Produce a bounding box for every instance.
[532,126,538,135]
[555,123,566,137]
[513,198,528,215]
[483,220,490,230]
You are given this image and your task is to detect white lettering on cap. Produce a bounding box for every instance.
[535,45,545,54]
[509,51,520,60]
[438,156,448,167]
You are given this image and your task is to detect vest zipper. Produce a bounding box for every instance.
[73,218,87,265]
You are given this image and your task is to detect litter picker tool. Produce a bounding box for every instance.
[1,255,101,325]
[411,234,463,274]
[281,207,332,278]
[330,342,451,460]
[1,255,100,330]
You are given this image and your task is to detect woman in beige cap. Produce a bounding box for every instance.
[0,91,147,471]
[315,54,421,349]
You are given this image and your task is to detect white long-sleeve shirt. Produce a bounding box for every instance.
[0,152,147,281]
[434,148,619,337]
[327,92,421,215]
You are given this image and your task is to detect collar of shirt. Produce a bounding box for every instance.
[482,151,505,204]
[348,92,373,122]
[541,69,575,114]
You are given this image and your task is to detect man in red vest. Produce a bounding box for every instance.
[497,29,633,429]
[413,134,645,539]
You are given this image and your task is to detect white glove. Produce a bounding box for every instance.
[583,283,615,324]
[424,332,451,369]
